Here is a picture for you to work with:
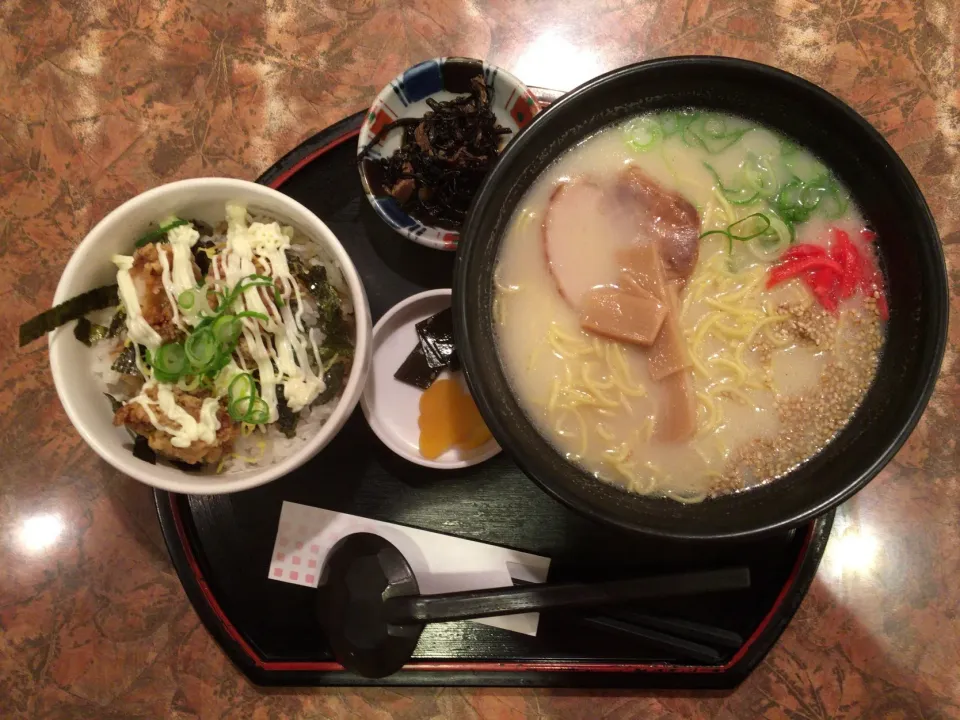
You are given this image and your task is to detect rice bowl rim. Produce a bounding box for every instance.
[49,177,372,495]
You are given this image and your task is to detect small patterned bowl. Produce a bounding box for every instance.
[357,57,541,251]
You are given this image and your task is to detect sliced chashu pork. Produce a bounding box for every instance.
[616,165,700,278]
[542,166,700,309]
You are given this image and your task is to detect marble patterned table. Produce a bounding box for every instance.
[2,0,958,717]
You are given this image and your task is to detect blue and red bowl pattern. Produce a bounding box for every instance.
[357,57,541,251]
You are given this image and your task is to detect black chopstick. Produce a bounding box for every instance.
[604,610,743,649]
[581,616,723,663]
[511,574,745,663]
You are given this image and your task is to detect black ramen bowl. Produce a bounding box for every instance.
[452,56,948,541]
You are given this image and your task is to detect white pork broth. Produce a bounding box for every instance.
[494,110,885,503]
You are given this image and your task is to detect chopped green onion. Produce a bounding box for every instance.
[728,213,771,240]
[135,219,189,248]
[701,115,728,138]
[228,372,254,401]
[212,315,242,347]
[799,184,824,209]
[683,114,750,153]
[153,342,187,377]
[780,139,799,155]
[623,117,663,152]
[698,213,775,255]
[817,180,849,219]
[785,153,828,183]
[178,375,201,391]
[658,111,680,135]
[742,154,778,199]
[229,396,252,422]
[244,397,270,424]
[185,327,217,370]
[235,310,270,323]
[703,163,759,205]
[178,289,195,310]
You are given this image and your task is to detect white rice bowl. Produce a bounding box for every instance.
[50,178,371,495]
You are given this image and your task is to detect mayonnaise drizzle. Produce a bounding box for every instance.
[117,203,329,450]
[218,202,325,418]
[113,254,163,349]
[131,381,221,448]
[156,220,202,329]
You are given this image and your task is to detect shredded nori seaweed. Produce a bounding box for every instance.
[111,344,141,375]
[316,361,347,405]
[104,393,124,414]
[192,238,215,277]
[133,435,157,464]
[287,253,355,362]
[19,284,119,347]
[73,316,110,347]
[357,76,511,228]
[106,308,127,338]
[275,388,300,439]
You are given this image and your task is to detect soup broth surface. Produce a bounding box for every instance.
[494,111,884,502]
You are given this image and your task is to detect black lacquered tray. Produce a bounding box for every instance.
[155,92,834,688]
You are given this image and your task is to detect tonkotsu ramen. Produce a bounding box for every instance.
[494,110,886,503]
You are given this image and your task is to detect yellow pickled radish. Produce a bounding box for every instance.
[418,378,491,459]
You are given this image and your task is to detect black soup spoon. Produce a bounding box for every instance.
[315,533,751,678]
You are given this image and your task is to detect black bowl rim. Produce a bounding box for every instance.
[453,55,949,541]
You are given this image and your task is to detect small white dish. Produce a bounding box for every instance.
[361,289,501,469]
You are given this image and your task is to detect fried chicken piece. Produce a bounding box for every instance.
[113,385,238,465]
[130,243,200,343]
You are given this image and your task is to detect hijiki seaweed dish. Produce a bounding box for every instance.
[20,203,355,471]
[359,76,511,229]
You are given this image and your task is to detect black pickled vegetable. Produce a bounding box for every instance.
[111,344,141,375]
[415,307,456,370]
[19,284,119,347]
[276,389,300,439]
[73,317,110,347]
[394,343,442,390]
[357,75,511,228]
[394,308,460,389]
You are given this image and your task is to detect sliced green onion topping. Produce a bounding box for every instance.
[153,343,187,377]
[235,310,269,323]
[728,213,771,240]
[228,372,255,401]
[229,396,252,422]
[623,117,663,152]
[244,397,270,424]
[703,162,759,205]
[178,289,195,310]
[185,327,217,370]
[212,315,242,347]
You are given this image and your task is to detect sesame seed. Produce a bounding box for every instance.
[712,300,883,496]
